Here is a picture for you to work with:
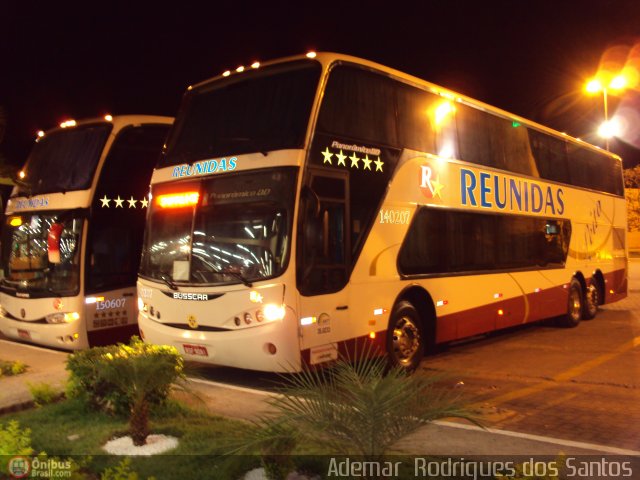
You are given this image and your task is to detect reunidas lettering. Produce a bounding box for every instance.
[460,168,564,215]
[172,157,237,178]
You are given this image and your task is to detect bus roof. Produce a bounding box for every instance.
[193,52,620,163]
[41,114,173,137]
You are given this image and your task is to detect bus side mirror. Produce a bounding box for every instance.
[47,222,63,264]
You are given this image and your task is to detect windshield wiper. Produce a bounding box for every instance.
[223,270,253,288]
[158,273,178,291]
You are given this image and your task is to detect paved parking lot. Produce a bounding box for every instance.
[416,259,640,451]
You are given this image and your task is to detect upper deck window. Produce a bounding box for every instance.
[17,123,112,195]
[160,61,321,167]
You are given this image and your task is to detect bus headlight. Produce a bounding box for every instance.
[46,312,80,324]
[138,297,148,313]
[262,304,286,322]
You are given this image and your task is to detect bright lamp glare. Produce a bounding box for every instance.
[585,79,602,94]
[609,75,627,91]
[598,119,621,139]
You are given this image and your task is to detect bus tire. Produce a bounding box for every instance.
[558,278,583,328]
[582,279,600,320]
[386,301,425,372]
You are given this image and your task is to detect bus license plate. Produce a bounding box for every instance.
[17,329,31,340]
[183,344,208,357]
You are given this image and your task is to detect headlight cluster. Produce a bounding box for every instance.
[138,298,161,319]
[45,312,80,324]
[234,304,286,326]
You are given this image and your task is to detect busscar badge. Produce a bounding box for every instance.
[187,315,198,329]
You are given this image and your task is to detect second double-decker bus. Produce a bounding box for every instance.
[0,115,173,349]
[137,53,626,372]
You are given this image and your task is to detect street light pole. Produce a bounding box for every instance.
[585,74,627,151]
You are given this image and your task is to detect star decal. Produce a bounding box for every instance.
[374,157,384,172]
[336,149,347,167]
[362,155,372,171]
[349,153,360,169]
[127,197,138,208]
[100,195,111,208]
[140,198,149,208]
[114,196,124,208]
[431,176,445,199]
[321,147,333,165]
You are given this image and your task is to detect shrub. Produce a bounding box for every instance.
[66,336,184,417]
[101,458,156,480]
[28,382,60,407]
[0,420,35,473]
[0,359,27,376]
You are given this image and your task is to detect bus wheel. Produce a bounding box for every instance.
[583,280,600,320]
[387,301,425,372]
[558,279,583,328]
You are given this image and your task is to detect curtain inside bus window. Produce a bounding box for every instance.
[529,130,570,184]
[395,83,438,154]
[18,124,111,195]
[316,65,398,147]
[399,208,570,276]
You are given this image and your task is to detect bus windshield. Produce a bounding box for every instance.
[159,61,321,166]
[140,167,297,286]
[1,211,83,296]
[17,123,112,195]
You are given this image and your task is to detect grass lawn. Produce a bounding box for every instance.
[2,398,269,479]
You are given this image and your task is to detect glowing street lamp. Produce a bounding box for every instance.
[584,73,628,150]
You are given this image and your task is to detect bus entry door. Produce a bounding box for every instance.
[297,170,351,366]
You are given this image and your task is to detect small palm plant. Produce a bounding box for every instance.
[242,345,480,479]
[97,338,185,446]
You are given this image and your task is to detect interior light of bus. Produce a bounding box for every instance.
[493,293,503,299]
[373,308,387,316]
[300,316,316,326]
[222,70,231,77]
[157,191,199,208]
[369,331,376,339]
[236,66,245,73]
[60,120,76,128]
[85,296,105,304]
[104,114,113,121]
[249,291,264,303]
[9,217,22,227]
[497,309,504,316]
[609,289,615,295]
[263,304,286,321]
[37,130,45,138]
[18,170,26,179]
[534,288,541,293]
[251,61,260,69]
[436,300,448,307]
[306,51,317,58]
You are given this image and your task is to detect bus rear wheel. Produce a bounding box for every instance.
[386,301,425,372]
[557,279,583,328]
[582,279,600,320]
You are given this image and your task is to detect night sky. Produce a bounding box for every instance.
[2,0,640,168]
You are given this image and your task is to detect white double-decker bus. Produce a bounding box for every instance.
[0,115,172,349]
[137,53,626,372]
